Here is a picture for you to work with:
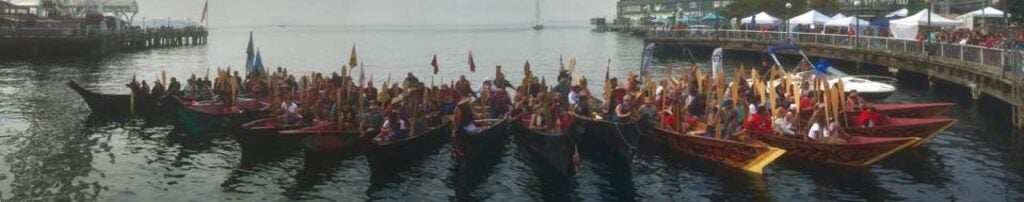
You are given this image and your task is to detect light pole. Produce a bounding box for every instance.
[786,2,792,42]
[854,0,861,48]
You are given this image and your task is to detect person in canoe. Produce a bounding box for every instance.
[856,106,885,127]
[846,90,867,111]
[614,95,635,122]
[380,111,408,142]
[742,105,773,137]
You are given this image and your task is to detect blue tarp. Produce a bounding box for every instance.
[767,44,800,55]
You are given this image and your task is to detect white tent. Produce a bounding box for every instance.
[789,10,832,25]
[741,12,782,25]
[956,7,1010,29]
[832,13,847,20]
[889,9,963,39]
[891,9,962,26]
[964,7,1008,17]
[885,8,908,17]
[824,16,870,27]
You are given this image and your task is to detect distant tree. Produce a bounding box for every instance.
[1008,0,1024,23]
[724,0,809,20]
[907,0,926,14]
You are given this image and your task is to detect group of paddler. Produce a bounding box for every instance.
[103,45,956,174]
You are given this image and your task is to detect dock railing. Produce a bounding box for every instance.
[648,29,1024,76]
[0,26,207,39]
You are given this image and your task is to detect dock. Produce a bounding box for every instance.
[0,26,207,57]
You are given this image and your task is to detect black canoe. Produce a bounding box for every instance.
[67,80,175,118]
[453,119,512,161]
[509,120,579,178]
[366,121,453,169]
[569,113,647,161]
[235,118,319,153]
[279,122,373,152]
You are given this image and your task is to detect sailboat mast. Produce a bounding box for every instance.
[535,0,540,25]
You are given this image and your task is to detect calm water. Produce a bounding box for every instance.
[1,24,1023,201]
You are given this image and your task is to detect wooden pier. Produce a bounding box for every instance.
[644,29,1024,131]
[0,26,208,58]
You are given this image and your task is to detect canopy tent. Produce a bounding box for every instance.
[741,12,782,25]
[789,10,832,25]
[677,15,700,24]
[956,7,1010,29]
[889,9,963,39]
[885,8,908,17]
[832,13,847,20]
[824,16,870,27]
[964,7,1008,17]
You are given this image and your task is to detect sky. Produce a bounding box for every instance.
[133,0,619,27]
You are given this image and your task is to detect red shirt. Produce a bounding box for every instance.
[742,114,773,136]
[661,114,677,130]
[857,111,883,127]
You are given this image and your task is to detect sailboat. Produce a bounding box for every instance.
[532,0,544,30]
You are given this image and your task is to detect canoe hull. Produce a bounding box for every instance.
[754,134,919,167]
[648,128,785,175]
[568,114,645,161]
[454,119,512,163]
[510,120,578,178]
[844,118,957,147]
[366,124,452,169]
[67,80,175,119]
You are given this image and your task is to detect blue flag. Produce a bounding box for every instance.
[253,49,264,75]
[245,32,255,74]
[640,43,656,82]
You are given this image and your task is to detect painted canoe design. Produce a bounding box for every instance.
[650,127,785,175]
[754,134,920,167]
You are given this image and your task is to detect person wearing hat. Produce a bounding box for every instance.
[846,90,867,111]
[381,111,408,142]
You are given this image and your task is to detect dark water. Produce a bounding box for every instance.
[1,24,1023,201]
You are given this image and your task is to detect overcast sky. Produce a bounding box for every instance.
[134,0,618,27]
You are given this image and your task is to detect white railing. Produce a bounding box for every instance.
[648,29,1024,75]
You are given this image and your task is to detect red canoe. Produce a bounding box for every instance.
[650,127,785,175]
[843,118,957,147]
[279,122,368,151]
[185,99,270,116]
[852,102,954,118]
[753,133,920,167]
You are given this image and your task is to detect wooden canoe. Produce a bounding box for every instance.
[509,120,579,178]
[174,99,269,135]
[844,118,957,147]
[67,80,175,118]
[648,127,786,175]
[568,113,646,161]
[860,102,954,118]
[753,133,920,167]
[453,119,512,161]
[279,122,369,152]
[367,122,452,165]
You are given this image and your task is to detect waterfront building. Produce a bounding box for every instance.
[616,0,733,25]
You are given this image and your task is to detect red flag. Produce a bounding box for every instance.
[468,51,476,72]
[431,54,439,75]
[200,0,208,23]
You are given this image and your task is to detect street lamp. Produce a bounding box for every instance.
[854,0,861,48]
[786,2,792,42]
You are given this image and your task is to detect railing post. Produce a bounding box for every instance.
[940,43,945,57]
[960,45,965,61]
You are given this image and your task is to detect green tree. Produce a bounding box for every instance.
[907,0,926,14]
[1008,0,1024,23]
[724,0,809,20]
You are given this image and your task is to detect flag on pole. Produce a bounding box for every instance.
[349,44,358,68]
[253,49,264,75]
[359,62,366,87]
[200,0,209,23]
[244,32,255,74]
[468,51,476,72]
[640,43,656,83]
[430,54,439,75]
